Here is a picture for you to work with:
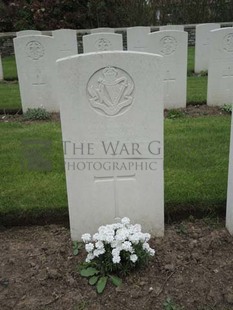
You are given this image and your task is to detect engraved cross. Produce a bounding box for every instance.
[94,174,136,220]
[163,70,175,100]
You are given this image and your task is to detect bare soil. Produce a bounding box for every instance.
[1,220,233,310]
[0,104,230,123]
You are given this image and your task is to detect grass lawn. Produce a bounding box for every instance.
[0,116,231,224]
[2,55,18,80]
[187,46,195,74]
[0,82,21,109]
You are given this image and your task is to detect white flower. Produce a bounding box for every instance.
[93,248,105,257]
[144,233,151,242]
[112,255,121,263]
[128,233,140,245]
[112,248,120,257]
[130,254,138,263]
[81,233,91,243]
[122,241,133,252]
[95,240,104,249]
[121,217,130,225]
[85,243,94,252]
[148,248,155,256]
[85,253,94,263]
[93,233,100,241]
[142,242,150,251]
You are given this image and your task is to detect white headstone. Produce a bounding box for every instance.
[207,28,233,106]
[16,30,42,37]
[147,30,187,108]
[0,54,3,81]
[127,26,151,52]
[91,28,114,34]
[57,51,164,240]
[160,25,184,31]
[195,23,220,73]
[52,29,78,58]
[13,35,59,112]
[83,33,123,53]
[227,113,233,235]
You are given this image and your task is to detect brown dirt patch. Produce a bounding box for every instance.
[0,105,230,124]
[1,220,233,310]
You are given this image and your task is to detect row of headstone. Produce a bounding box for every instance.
[14,28,187,112]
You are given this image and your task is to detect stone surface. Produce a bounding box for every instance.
[207,28,233,106]
[13,35,59,112]
[52,29,78,58]
[91,28,114,34]
[0,54,3,81]
[16,30,42,37]
[57,51,164,240]
[227,114,233,236]
[147,30,187,108]
[127,26,151,52]
[83,33,123,53]
[160,25,184,31]
[195,23,220,73]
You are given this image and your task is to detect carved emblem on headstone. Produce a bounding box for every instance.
[160,36,177,55]
[95,38,112,51]
[87,66,134,116]
[223,33,233,52]
[26,41,44,60]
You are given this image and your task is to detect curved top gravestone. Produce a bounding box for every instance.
[127,26,151,52]
[14,35,59,112]
[83,33,123,53]
[147,30,188,109]
[16,30,42,37]
[56,51,164,240]
[91,28,114,34]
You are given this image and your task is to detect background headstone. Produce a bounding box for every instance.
[0,54,3,81]
[195,23,220,73]
[147,30,187,108]
[16,30,42,37]
[57,51,164,240]
[91,28,114,33]
[83,33,123,53]
[207,28,233,106]
[14,35,59,112]
[127,26,151,52]
[160,25,184,31]
[52,29,78,58]
[227,112,233,235]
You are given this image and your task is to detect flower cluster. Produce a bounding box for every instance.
[81,217,155,267]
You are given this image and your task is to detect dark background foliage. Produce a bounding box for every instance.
[0,0,233,32]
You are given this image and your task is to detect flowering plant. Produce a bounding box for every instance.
[79,217,155,293]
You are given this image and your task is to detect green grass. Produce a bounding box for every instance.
[187,75,207,104]
[0,116,231,224]
[165,116,231,217]
[0,121,67,224]
[187,46,195,75]
[0,82,21,109]
[2,55,18,80]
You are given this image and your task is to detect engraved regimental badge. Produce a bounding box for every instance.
[160,36,177,55]
[26,41,44,60]
[87,67,134,116]
[223,33,233,52]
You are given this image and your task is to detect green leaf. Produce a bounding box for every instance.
[89,276,99,285]
[73,241,80,256]
[109,275,122,287]
[96,276,108,294]
[80,267,100,277]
